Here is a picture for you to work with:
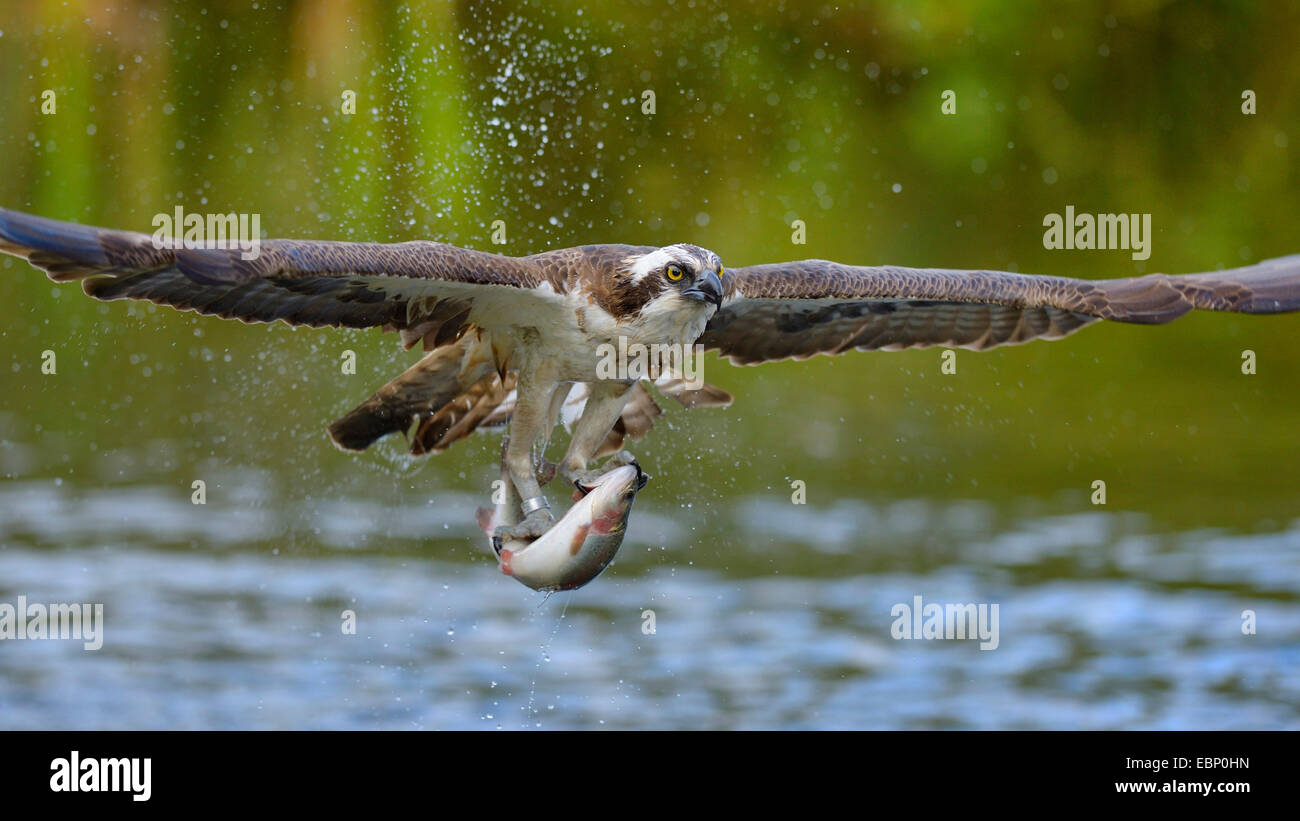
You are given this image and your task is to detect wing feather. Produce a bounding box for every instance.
[0,208,570,348]
[701,256,1300,365]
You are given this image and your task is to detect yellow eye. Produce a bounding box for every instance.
[718,265,725,277]
[666,265,684,281]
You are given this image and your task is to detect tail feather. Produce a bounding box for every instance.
[327,339,488,452]
[344,369,731,460]
[412,374,515,454]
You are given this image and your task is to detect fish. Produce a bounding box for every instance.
[476,454,649,592]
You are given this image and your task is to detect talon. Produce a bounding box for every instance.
[494,508,555,542]
[563,466,606,489]
[560,450,641,489]
[605,450,637,468]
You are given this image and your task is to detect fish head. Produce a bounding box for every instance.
[579,463,649,536]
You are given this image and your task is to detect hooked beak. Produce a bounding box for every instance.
[683,270,722,308]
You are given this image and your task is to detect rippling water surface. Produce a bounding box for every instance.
[2,468,1296,730]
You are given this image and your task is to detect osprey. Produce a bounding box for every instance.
[4,207,1300,539]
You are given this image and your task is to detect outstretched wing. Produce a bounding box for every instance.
[700,256,1300,365]
[0,208,571,350]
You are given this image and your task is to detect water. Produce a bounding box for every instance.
[2,470,1296,729]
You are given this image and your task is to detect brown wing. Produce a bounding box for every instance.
[0,207,571,351]
[700,256,1300,365]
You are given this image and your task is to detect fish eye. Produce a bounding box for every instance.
[665,264,684,282]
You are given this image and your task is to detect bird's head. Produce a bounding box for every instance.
[618,243,725,314]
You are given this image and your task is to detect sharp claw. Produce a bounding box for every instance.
[566,469,604,491]
[494,509,555,542]
[563,451,645,496]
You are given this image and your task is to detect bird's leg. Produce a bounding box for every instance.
[558,380,635,487]
[494,375,558,541]
[533,382,573,486]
